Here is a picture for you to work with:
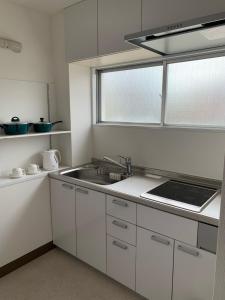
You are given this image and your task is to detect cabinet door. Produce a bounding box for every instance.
[142,0,225,30]
[64,0,98,62]
[173,241,216,300]
[98,0,141,55]
[76,187,106,273]
[107,235,136,290]
[136,227,174,300]
[0,177,52,267]
[50,179,76,255]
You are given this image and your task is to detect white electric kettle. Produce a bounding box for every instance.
[42,149,61,171]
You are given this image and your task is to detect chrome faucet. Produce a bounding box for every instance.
[103,155,133,177]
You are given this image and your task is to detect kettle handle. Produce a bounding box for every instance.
[55,150,61,164]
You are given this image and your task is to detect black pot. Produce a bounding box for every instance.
[0,117,32,135]
[33,118,63,133]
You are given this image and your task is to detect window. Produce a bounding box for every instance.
[97,64,163,124]
[165,56,225,127]
[96,54,225,129]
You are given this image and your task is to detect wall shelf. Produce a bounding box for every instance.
[0,130,71,140]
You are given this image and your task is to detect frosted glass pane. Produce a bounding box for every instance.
[100,65,163,123]
[165,56,225,127]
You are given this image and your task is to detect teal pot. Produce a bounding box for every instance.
[0,117,32,135]
[33,118,63,133]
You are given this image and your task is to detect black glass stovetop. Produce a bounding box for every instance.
[147,180,217,207]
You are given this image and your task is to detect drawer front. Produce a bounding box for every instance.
[107,235,136,290]
[106,195,136,224]
[107,215,136,245]
[137,205,198,246]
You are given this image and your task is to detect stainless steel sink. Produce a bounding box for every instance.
[60,167,126,185]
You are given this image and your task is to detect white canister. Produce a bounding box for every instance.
[42,149,61,171]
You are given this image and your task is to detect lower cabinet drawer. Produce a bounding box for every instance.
[107,215,136,246]
[106,195,136,224]
[137,204,198,246]
[107,235,136,290]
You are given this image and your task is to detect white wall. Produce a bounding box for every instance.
[0,0,54,174]
[0,0,54,262]
[51,11,93,167]
[69,64,93,165]
[0,0,53,82]
[93,126,225,180]
[51,11,72,166]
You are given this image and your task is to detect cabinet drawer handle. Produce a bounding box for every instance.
[151,235,170,246]
[112,240,128,250]
[62,183,74,190]
[76,188,89,194]
[112,199,128,207]
[177,245,199,257]
[112,220,128,229]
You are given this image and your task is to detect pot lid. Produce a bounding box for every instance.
[4,117,29,125]
[36,118,51,124]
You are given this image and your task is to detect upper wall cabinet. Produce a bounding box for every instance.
[64,0,98,62]
[142,0,225,30]
[98,0,141,56]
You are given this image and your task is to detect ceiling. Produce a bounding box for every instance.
[10,0,82,15]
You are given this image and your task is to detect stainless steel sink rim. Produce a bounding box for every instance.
[60,166,127,186]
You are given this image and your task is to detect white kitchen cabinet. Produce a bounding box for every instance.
[107,215,136,246]
[173,241,216,300]
[50,179,76,255]
[0,177,52,267]
[107,195,136,224]
[98,0,141,55]
[136,227,174,300]
[64,0,98,62]
[76,187,106,273]
[107,235,136,290]
[137,204,198,246]
[142,0,225,30]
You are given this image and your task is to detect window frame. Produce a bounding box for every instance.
[96,62,164,125]
[94,50,225,130]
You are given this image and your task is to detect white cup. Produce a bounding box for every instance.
[27,164,40,175]
[11,168,25,178]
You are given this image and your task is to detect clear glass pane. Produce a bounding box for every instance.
[100,65,163,123]
[165,56,225,127]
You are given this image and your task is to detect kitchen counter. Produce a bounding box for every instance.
[50,170,221,226]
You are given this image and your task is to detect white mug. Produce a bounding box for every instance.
[27,164,40,175]
[11,168,25,178]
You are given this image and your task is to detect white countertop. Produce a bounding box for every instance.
[107,175,221,225]
[50,170,221,226]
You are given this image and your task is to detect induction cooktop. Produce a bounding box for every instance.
[141,180,219,212]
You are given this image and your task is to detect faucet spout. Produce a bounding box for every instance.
[103,155,133,176]
[103,156,126,169]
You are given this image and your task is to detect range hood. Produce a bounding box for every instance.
[125,12,225,56]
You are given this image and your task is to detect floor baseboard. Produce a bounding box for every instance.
[0,242,55,278]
